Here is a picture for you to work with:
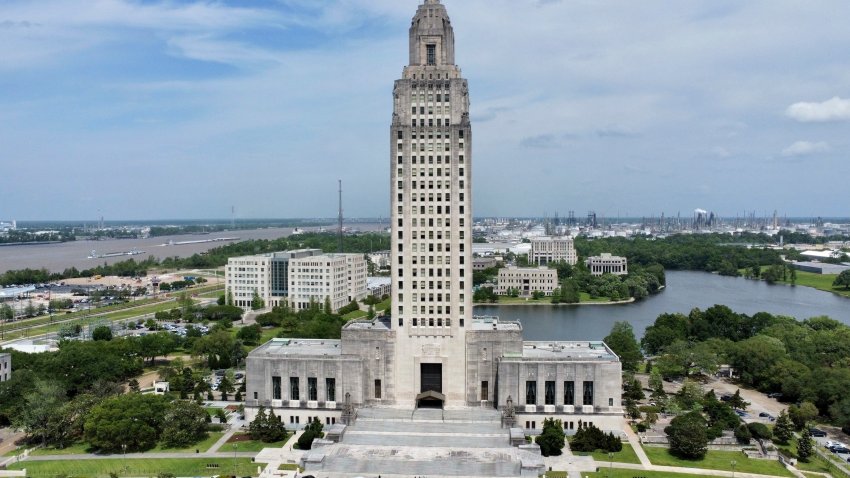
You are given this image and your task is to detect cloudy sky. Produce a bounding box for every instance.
[1,0,848,221]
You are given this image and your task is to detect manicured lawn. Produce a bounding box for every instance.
[754,268,850,299]
[150,431,224,453]
[572,443,642,464]
[643,446,794,477]
[29,442,94,456]
[580,470,726,478]
[776,437,836,474]
[229,439,288,452]
[29,433,224,457]
[343,309,367,320]
[7,458,258,477]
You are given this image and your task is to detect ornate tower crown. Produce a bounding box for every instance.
[409,0,455,67]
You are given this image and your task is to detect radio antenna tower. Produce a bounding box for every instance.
[338,180,344,253]
[231,206,235,229]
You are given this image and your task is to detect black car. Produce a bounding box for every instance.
[758,412,771,418]
[810,428,827,437]
[831,446,850,454]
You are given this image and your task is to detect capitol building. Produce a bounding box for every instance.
[245,1,623,475]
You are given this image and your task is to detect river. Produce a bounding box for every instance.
[0,224,387,274]
[474,270,849,341]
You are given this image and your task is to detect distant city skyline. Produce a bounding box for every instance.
[1,0,849,220]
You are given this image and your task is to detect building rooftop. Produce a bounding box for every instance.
[470,316,522,331]
[367,277,391,288]
[513,341,619,361]
[344,317,393,331]
[250,338,342,358]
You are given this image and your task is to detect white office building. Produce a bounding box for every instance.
[586,253,628,276]
[529,236,577,266]
[288,254,368,312]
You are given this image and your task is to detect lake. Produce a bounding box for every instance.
[473,270,849,341]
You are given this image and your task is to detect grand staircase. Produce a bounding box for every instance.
[302,407,544,477]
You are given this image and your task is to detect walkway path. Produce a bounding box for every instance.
[206,427,239,454]
[622,423,652,467]
[24,451,258,461]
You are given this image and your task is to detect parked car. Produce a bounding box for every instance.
[758,412,771,418]
[830,446,850,454]
[810,428,827,437]
[767,392,782,399]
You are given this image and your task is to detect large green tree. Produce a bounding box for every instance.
[833,270,850,290]
[84,393,168,452]
[665,412,709,459]
[604,322,642,372]
[161,401,209,448]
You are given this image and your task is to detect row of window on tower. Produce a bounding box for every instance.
[410,90,450,104]
[525,380,595,406]
[397,129,464,140]
[397,155,465,167]
[270,376,335,403]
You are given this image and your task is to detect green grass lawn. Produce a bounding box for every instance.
[150,432,224,453]
[577,470,730,478]
[28,432,224,457]
[752,267,850,299]
[7,458,258,477]
[572,443,642,464]
[226,434,290,452]
[343,309,368,320]
[776,437,837,475]
[643,446,794,477]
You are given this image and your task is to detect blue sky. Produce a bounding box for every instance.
[1,0,849,221]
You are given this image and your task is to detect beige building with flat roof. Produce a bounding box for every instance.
[529,236,577,266]
[0,353,10,382]
[288,254,368,312]
[496,266,558,297]
[586,253,628,276]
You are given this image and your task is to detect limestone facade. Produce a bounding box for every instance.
[225,250,367,312]
[496,266,558,297]
[529,236,577,266]
[586,253,629,276]
[244,0,623,435]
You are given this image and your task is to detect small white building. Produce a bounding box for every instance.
[0,353,10,382]
[496,266,558,297]
[367,277,392,298]
[586,253,628,276]
[529,236,577,266]
[153,381,170,395]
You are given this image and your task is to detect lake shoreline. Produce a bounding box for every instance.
[474,298,635,306]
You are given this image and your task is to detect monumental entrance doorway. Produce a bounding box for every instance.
[417,363,444,408]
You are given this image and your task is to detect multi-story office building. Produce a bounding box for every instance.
[0,353,10,382]
[288,254,368,312]
[529,236,577,266]
[496,266,558,297]
[586,253,629,276]
[225,249,321,310]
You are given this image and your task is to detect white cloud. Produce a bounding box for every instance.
[781,141,830,157]
[711,146,730,158]
[786,97,850,122]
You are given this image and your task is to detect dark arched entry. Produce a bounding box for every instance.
[416,390,445,409]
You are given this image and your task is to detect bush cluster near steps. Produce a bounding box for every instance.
[569,423,622,454]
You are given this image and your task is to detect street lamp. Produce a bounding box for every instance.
[608,452,614,478]
[731,459,737,478]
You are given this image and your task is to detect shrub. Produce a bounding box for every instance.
[536,418,565,457]
[665,411,708,459]
[298,430,317,450]
[747,422,772,440]
[570,424,622,453]
[734,424,752,444]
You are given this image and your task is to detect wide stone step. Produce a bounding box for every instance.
[356,406,503,423]
[319,456,520,477]
[349,419,503,435]
[342,431,509,448]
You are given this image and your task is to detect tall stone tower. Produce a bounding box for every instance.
[391,0,473,408]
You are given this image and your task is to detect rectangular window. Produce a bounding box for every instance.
[375,379,382,399]
[564,381,575,405]
[526,380,537,405]
[426,44,436,65]
[290,377,300,401]
[272,376,282,400]
[308,377,318,401]
[545,381,556,405]
[583,381,594,406]
[326,378,336,402]
[481,381,489,401]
